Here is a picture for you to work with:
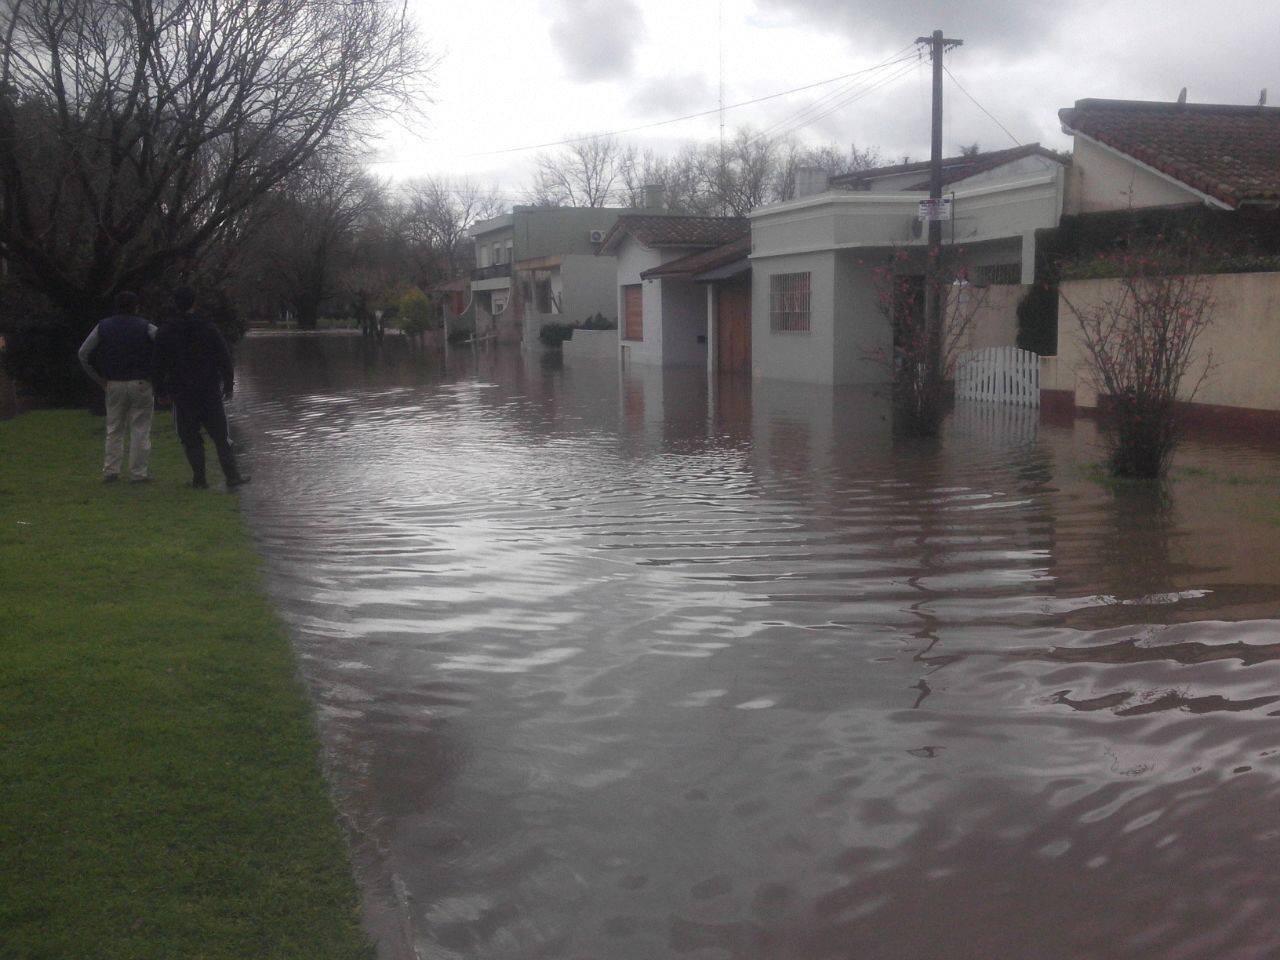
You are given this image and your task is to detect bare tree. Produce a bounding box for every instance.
[528,134,627,207]
[0,0,427,325]
[402,177,503,279]
[270,155,387,327]
[773,140,884,201]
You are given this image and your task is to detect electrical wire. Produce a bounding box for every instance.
[944,65,1021,147]
[749,51,918,143]
[758,58,919,144]
[465,44,919,157]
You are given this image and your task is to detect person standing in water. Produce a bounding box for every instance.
[153,287,249,490]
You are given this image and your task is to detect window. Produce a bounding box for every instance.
[623,284,643,341]
[535,279,553,314]
[770,272,811,332]
[968,262,1022,286]
[478,245,490,268]
[493,242,501,265]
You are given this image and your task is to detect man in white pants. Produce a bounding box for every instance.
[77,292,158,482]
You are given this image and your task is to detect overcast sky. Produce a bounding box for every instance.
[377,0,1278,199]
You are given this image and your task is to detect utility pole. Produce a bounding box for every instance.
[916,29,962,420]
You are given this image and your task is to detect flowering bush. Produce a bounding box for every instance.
[1061,241,1216,479]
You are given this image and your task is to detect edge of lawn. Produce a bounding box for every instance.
[0,410,374,960]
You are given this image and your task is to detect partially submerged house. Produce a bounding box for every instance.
[639,235,753,375]
[748,146,1069,384]
[599,214,750,367]
[1043,97,1280,425]
[469,206,627,346]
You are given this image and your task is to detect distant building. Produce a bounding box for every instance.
[469,206,632,346]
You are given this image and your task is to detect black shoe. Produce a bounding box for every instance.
[103,474,120,484]
[225,475,251,489]
[190,478,209,490]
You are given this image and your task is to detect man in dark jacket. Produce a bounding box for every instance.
[154,287,249,490]
[78,291,157,482]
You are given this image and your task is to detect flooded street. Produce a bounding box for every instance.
[234,333,1280,960]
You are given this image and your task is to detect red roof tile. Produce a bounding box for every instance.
[599,214,748,254]
[639,235,751,280]
[1059,98,1280,208]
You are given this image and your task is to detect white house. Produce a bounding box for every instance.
[1057,97,1280,213]
[599,214,749,367]
[748,145,1069,385]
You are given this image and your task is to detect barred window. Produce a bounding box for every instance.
[968,262,1022,286]
[770,272,811,332]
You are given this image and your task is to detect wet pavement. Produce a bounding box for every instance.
[233,333,1280,960]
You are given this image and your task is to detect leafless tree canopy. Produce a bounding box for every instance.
[0,0,427,315]
[527,134,628,208]
[401,176,504,278]
[529,129,885,215]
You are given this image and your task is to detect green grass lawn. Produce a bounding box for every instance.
[0,411,373,960]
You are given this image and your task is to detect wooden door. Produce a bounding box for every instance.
[623,284,643,341]
[715,276,752,374]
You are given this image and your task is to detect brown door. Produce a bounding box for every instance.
[623,284,643,341]
[715,276,751,374]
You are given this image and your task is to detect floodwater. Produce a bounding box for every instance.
[233,333,1280,960]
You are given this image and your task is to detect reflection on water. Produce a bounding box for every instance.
[232,333,1280,960]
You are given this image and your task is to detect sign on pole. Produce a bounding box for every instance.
[917,197,952,222]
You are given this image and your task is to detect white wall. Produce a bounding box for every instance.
[832,255,891,384]
[752,172,1064,259]
[614,237,664,365]
[751,250,837,383]
[1065,135,1204,213]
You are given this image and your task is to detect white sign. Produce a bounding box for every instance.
[917,197,952,222]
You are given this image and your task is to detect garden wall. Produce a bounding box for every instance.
[1045,271,1280,415]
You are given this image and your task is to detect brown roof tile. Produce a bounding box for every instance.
[1059,98,1280,208]
[639,235,751,280]
[599,214,749,254]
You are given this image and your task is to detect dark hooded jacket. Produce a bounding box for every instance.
[154,314,235,399]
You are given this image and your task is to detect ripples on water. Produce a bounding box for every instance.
[234,334,1280,960]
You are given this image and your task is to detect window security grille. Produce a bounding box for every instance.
[770,272,811,332]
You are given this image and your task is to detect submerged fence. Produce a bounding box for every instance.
[955,346,1040,407]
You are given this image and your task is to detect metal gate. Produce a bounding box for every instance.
[955,346,1039,407]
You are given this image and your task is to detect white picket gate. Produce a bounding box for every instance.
[954,346,1039,407]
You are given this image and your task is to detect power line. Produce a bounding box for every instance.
[465,46,919,157]
[761,58,919,143]
[943,65,1021,147]
[750,53,915,142]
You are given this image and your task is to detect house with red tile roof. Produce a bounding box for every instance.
[1041,97,1280,427]
[599,214,749,368]
[1058,98,1280,213]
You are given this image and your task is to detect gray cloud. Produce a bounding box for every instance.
[754,0,1082,55]
[628,73,716,117]
[547,0,645,81]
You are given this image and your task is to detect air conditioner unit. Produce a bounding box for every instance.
[589,229,606,243]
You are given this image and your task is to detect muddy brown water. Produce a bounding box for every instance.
[233,333,1280,960]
